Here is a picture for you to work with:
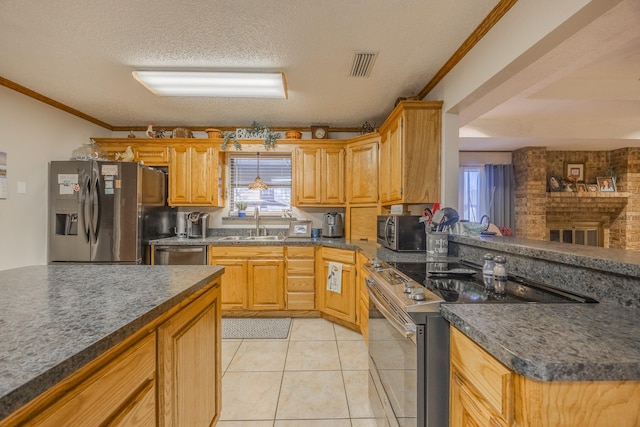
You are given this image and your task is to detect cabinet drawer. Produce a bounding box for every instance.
[286,246,315,259]
[450,328,513,423]
[287,276,315,292]
[209,246,284,258]
[287,292,315,310]
[321,247,355,264]
[287,259,315,275]
[29,334,156,426]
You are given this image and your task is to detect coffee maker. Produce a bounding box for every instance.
[322,212,343,238]
[186,212,209,238]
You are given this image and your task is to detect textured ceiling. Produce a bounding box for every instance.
[0,0,500,130]
[2,0,638,151]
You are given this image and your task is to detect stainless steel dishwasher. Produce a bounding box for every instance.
[153,245,208,265]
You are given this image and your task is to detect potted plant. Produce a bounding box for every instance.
[235,201,248,217]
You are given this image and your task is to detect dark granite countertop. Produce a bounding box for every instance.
[450,234,640,277]
[441,303,640,382]
[0,265,224,420]
[150,234,640,383]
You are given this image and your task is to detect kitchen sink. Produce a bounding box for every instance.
[216,235,285,242]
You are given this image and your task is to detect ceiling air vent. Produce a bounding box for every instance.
[350,52,378,78]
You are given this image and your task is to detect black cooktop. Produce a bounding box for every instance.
[389,261,597,304]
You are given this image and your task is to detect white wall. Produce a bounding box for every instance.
[426,0,617,207]
[0,86,110,270]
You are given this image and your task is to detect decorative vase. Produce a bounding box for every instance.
[205,128,223,139]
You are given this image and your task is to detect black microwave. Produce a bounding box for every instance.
[376,215,426,252]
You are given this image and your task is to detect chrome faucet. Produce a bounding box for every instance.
[254,206,261,236]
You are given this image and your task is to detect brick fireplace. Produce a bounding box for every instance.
[513,147,640,250]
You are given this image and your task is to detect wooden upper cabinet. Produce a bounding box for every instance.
[93,140,168,165]
[346,134,379,204]
[134,145,169,165]
[378,101,442,205]
[168,145,223,207]
[294,146,345,206]
[322,147,345,205]
[294,147,322,205]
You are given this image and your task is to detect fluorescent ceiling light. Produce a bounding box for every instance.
[132,71,287,98]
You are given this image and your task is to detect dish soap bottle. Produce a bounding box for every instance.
[482,253,495,291]
[493,256,507,294]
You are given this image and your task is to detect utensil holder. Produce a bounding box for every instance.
[426,232,449,258]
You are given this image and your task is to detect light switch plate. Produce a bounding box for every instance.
[17,181,27,194]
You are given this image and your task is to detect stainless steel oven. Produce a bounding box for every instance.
[365,262,449,427]
[365,258,598,427]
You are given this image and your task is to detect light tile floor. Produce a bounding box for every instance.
[218,318,377,427]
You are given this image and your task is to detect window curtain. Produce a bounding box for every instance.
[482,164,515,233]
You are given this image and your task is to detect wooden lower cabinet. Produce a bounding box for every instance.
[210,246,285,311]
[15,334,157,427]
[356,251,370,342]
[285,246,316,310]
[317,247,357,323]
[450,327,640,427]
[158,283,221,427]
[2,281,222,427]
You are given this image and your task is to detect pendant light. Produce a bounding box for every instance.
[248,152,268,191]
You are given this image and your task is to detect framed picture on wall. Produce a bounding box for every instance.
[548,175,562,192]
[566,162,585,182]
[597,177,616,192]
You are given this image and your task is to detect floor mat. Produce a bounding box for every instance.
[222,317,292,339]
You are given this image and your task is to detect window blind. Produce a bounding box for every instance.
[229,154,292,213]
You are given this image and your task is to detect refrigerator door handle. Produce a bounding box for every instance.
[92,174,101,242]
[80,174,91,242]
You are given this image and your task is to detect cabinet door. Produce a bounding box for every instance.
[387,117,403,202]
[212,259,248,310]
[347,140,379,204]
[295,147,322,205]
[135,145,169,165]
[169,146,191,205]
[322,148,345,204]
[451,372,508,427]
[379,133,391,203]
[318,256,356,323]
[158,284,221,427]
[98,143,128,161]
[248,260,284,310]
[190,146,214,204]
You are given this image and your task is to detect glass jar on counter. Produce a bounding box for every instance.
[482,253,495,290]
[493,256,507,294]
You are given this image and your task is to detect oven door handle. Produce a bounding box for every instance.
[366,280,416,339]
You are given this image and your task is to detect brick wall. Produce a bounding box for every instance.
[513,147,547,239]
[514,147,638,250]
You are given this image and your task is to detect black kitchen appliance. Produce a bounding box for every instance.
[377,215,426,251]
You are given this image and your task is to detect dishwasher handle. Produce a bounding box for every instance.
[155,246,205,253]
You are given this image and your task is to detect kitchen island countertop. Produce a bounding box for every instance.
[441,303,640,382]
[0,264,224,420]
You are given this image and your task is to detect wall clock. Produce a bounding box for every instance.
[311,126,329,139]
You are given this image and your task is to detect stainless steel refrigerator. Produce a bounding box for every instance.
[48,160,169,264]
